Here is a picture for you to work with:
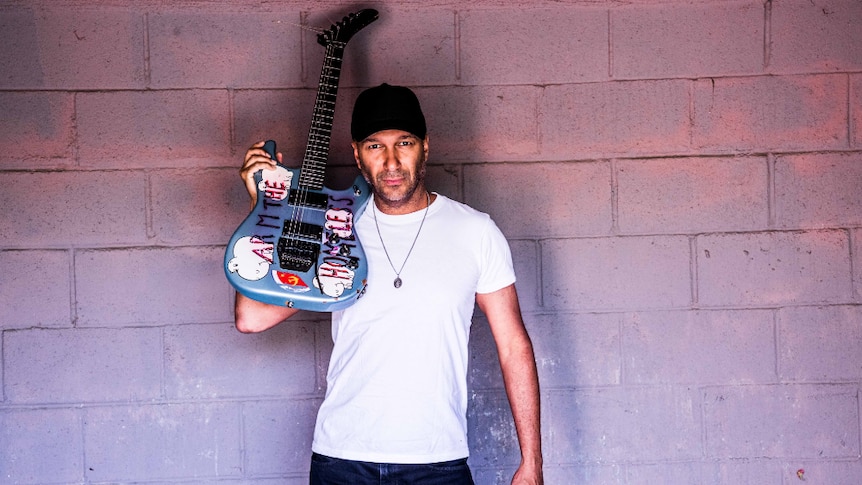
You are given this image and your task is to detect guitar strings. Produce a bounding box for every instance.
[285,42,340,258]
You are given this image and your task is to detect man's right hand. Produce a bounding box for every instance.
[240,141,283,209]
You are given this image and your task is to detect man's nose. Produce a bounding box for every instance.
[383,148,400,171]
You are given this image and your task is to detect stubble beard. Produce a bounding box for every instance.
[362,156,427,211]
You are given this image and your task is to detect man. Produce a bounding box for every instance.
[235,84,543,485]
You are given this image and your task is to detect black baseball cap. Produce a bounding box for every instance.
[351,83,427,142]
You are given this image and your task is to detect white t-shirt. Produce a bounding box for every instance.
[311,193,516,463]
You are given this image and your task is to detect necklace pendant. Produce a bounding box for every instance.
[393,277,403,288]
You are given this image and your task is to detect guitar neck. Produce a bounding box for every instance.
[299,42,346,190]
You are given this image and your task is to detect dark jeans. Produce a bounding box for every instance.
[309,453,475,485]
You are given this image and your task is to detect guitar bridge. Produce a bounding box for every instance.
[277,220,325,272]
[277,238,318,272]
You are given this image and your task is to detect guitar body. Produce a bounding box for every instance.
[225,141,371,311]
[224,9,378,312]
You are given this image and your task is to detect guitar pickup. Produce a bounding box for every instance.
[288,190,328,210]
[282,221,324,242]
[277,238,318,272]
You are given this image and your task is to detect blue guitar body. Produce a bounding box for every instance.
[225,141,371,311]
[224,9,378,312]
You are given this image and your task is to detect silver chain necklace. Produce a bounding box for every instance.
[372,192,431,289]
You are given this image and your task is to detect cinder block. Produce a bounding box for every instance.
[612,2,763,79]
[625,462,705,485]
[771,0,862,73]
[622,309,776,385]
[778,461,862,485]
[774,152,862,229]
[541,465,625,485]
[0,408,83,483]
[0,7,145,89]
[464,161,612,239]
[467,390,521,467]
[164,322,319,399]
[0,250,72,328]
[778,305,862,381]
[232,88,318,165]
[0,92,75,166]
[424,164,462,202]
[540,81,691,159]
[627,460,783,484]
[4,327,161,403]
[527,313,622,388]
[76,90,232,168]
[313,7,456,87]
[151,168,251,245]
[243,399,321,475]
[697,230,853,306]
[460,7,608,85]
[617,156,769,234]
[703,384,860,458]
[420,85,541,162]
[149,11,303,89]
[546,386,702,462]
[693,74,847,152]
[471,466,521,485]
[75,247,231,326]
[703,460,784,485]
[542,235,691,311]
[0,171,148,247]
[84,403,242,481]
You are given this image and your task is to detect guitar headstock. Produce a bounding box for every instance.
[317,9,379,47]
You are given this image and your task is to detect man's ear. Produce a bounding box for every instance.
[423,135,429,159]
[351,141,361,168]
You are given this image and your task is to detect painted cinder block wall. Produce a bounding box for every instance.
[1,0,861,483]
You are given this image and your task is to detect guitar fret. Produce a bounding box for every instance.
[296,42,346,190]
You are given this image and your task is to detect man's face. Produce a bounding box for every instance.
[352,129,429,211]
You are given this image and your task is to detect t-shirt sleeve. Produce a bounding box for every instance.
[476,216,517,294]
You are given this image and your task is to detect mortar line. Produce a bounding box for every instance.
[454,10,461,82]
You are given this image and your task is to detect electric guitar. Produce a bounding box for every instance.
[225,9,378,311]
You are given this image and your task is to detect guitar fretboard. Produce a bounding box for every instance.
[299,42,346,190]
